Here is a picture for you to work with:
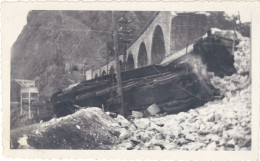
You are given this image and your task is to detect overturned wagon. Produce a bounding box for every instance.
[51,62,216,117]
[51,30,237,117]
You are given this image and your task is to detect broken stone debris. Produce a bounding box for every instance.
[115,34,251,150]
[132,111,143,118]
[147,103,161,116]
[25,107,121,149]
[115,84,251,150]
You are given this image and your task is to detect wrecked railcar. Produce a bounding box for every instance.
[51,63,216,117]
[51,30,238,117]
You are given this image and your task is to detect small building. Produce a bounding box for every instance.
[11,79,39,119]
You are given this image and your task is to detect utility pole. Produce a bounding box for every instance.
[112,11,125,116]
[28,87,31,119]
[118,14,133,71]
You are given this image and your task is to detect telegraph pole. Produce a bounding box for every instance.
[112,11,125,116]
[118,14,133,70]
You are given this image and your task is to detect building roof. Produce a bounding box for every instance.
[13,79,36,88]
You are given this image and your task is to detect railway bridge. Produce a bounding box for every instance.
[87,11,208,80]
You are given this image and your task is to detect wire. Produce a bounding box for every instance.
[24,26,114,34]
[67,16,98,61]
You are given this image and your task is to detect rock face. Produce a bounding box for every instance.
[27,107,121,149]
[11,11,154,99]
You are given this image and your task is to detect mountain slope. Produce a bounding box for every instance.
[11,11,154,99]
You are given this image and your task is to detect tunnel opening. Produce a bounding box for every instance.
[126,53,135,70]
[151,25,166,64]
[138,42,148,68]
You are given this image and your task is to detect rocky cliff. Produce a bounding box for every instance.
[11,11,154,99]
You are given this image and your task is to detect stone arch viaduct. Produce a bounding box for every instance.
[86,11,208,80]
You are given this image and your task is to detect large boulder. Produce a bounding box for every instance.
[27,107,121,149]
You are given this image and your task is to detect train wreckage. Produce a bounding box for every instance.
[51,29,238,117]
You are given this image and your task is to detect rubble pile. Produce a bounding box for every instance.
[25,107,121,149]
[114,33,251,150]
[233,34,250,74]
[210,33,250,98]
[114,85,250,150]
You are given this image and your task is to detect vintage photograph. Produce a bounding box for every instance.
[8,9,252,151]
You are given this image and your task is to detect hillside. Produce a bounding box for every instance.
[11,11,154,99]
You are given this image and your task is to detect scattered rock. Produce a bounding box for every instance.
[76,125,80,129]
[226,139,236,147]
[185,133,196,142]
[115,115,130,128]
[133,118,150,130]
[106,111,117,118]
[147,121,163,133]
[147,103,161,116]
[206,142,217,150]
[178,138,189,145]
[164,143,178,150]
[187,142,204,150]
[235,145,240,151]
[130,139,140,145]
[117,140,134,150]
[119,130,132,140]
[227,128,244,140]
[218,138,226,146]
[132,111,143,118]
[18,135,32,149]
[150,145,162,150]
[207,113,215,122]
[237,136,251,148]
[134,142,148,150]
[140,131,152,142]
[128,123,137,131]
[155,133,165,140]
[211,134,220,142]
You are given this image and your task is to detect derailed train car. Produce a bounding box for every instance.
[51,30,238,117]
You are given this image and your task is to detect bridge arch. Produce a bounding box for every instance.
[138,42,148,68]
[109,65,115,75]
[126,53,135,70]
[151,25,166,64]
[101,70,106,76]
